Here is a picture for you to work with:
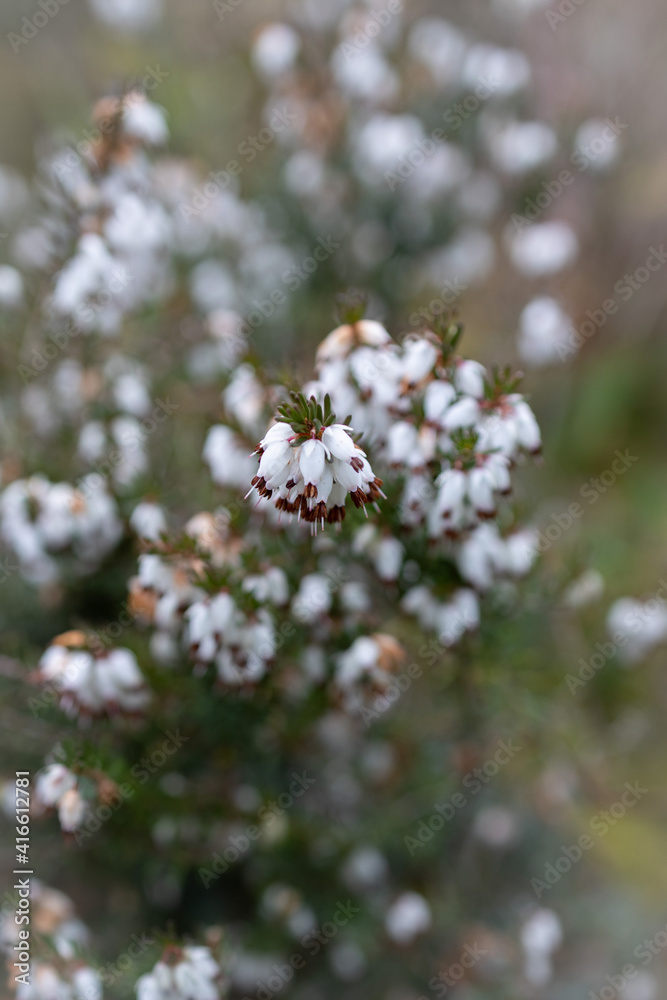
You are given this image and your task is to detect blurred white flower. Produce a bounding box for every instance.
[112,370,153,416]
[123,95,169,145]
[0,475,122,584]
[38,638,151,718]
[130,501,167,541]
[620,971,658,1000]
[332,45,399,104]
[335,633,404,690]
[508,221,579,276]
[329,940,367,981]
[473,805,521,847]
[563,568,604,608]
[574,118,621,171]
[252,23,301,78]
[423,227,495,286]
[87,0,162,32]
[518,296,574,366]
[489,121,558,175]
[136,946,222,1000]
[353,115,424,185]
[291,573,333,623]
[520,908,562,986]
[35,765,87,834]
[385,891,432,944]
[462,45,530,95]
[607,597,667,663]
[0,264,23,308]
[407,18,467,86]
[35,764,77,808]
[204,425,257,489]
[457,524,538,590]
[58,787,88,833]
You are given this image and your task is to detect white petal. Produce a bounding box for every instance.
[514,400,541,452]
[424,379,457,422]
[455,359,486,398]
[260,422,293,447]
[435,469,467,512]
[332,459,362,492]
[299,439,326,484]
[467,467,496,514]
[442,396,480,431]
[322,424,357,461]
[258,440,292,480]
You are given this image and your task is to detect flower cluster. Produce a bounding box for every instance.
[606,596,667,663]
[334,633,406,709]
[0,878,101,999]
[250,6,620,367]
[136,946,225,1000]
[401,587,480,645]
[16,963,102,1000]
[128,540,294,687]
[249,393,384,529]
[34,764,87,833]
[0,475,122,584]
[0,81,296,587]
[298,317,541,601]
[36,631,150,719]
[185,593,277,686]
[0,3,624,995]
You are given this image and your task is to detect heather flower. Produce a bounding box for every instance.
[248,393,384,529]
[385,892,432,945]
[37,631,151,719]
[136,946,223,1000]
[34,764,77,808]
[34,765,87,833]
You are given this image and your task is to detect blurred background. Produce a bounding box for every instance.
[0,0,666,581]
[2,0,667,998]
